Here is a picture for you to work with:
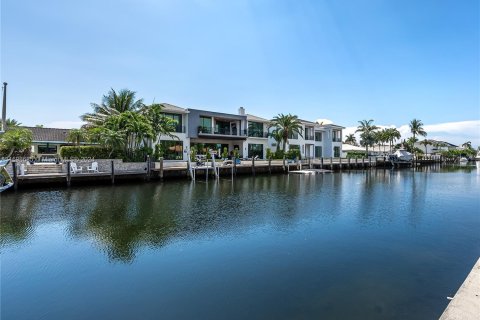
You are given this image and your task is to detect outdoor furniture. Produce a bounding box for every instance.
[70,163,83,174]
[87,162,99,173]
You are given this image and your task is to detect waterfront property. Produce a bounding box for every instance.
[1,167,479,319]
[22,126,73,159]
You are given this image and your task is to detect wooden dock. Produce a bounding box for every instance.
[6,156,445,190]
[440,258,480,320]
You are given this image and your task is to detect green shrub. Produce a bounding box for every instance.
[285,149,301,160]
[274,149,284,159]
[346,151,367,159]
[60,146,122,159]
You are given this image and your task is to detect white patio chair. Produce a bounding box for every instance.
[70,162,83,174]
[87,162,99,173]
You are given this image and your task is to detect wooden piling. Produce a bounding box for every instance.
[111,160,115,184]
[66,161,71,187]
[159,157,164,180]
[320,157,323,169]
[252,157,255,176]
[348,157,351,169]
[12,161,18,191]
[146,155,151,181]
[268,159,272,174]
[233,157,237,176]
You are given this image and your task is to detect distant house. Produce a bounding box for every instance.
[21,126,72,157]
[413,140,458,154]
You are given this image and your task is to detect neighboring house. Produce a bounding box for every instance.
[413,140,458,154]
[187,107,248,158]
[22,126,72,158]
[244,112,270,159]
[267,120,344,159]
[155,103,190,160]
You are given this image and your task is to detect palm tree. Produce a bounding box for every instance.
[268,128,283,153]
[67,128,86,146]
[140,103,178,142]
[409,119,427,142]
[344,134,357,146]
[0,128,33,157]
[270,113,303,151]
[420,139,431,155]
[385,128,401,153]
[99,128,126,158]
[81,88,144,127]
[355,120,379,156]
[6,118,21,127]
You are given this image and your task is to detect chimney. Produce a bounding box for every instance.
[238,107,245,115]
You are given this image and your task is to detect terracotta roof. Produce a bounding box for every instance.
[20,126,71,142]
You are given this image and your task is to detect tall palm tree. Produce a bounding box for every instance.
[140,103,178,142]
[81,88,144,127]
[409,119,427,142]
[385,128,401,153]
[344,134,357,146]
[270,113,303,151]
[268,128,283,152]
[355,120,379,156]
[99,128,126,158]
[461,141,472,150]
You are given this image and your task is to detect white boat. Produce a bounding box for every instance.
[0,159,14,192]
[459,157,468,163]
[475,151,480,161]
[389,149,413,162]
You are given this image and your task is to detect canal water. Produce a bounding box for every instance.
[1,165,479,320]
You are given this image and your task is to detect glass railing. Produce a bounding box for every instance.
[198,127,247,136]
[305,134,315,141]
[248,131,269,138]
[174,125,186,133]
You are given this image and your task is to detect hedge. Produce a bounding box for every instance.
[60,146,122,159]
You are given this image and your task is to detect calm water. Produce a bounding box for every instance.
[1,165,479,320]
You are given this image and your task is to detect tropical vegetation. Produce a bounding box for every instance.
[269,113,303,153]
[0,128,33,157]
[355,119,379,155]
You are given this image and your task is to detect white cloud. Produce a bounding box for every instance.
[45,121,85,129]
[342,120,480,148]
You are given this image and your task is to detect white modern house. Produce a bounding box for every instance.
[154,104,344,160]
[267,120,344,159]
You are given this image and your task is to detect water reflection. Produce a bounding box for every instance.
[1,165,477,263]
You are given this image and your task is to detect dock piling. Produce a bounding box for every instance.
[66,161,71,187]
[111,160,115,184]
[12,161,18,191]
[159,157,164,180]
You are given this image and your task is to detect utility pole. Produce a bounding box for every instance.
[1,82,7,133]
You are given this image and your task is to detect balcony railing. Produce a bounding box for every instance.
[332,137,342,142]
[198,127,247,136]
[248,131,269,138]
[305,134,315,141]
[174,125,186,133]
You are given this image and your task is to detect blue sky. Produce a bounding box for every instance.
[1,0,479,145]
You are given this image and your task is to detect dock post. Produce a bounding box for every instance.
[12,161,18,191]
[66,161,71,187]
[355,157,358,168]
[231,160,234,180]
[233,157,237,176]
[369,157,372,169]
[330,157,333,170]
[348,157,351,170]
[339,157,342,170]
[282,156,286,172]
[362,157,365,169]
[146,155,151,181]
[111,160,115,184]
[320,157,323,169]
[252,156,255,176]
[309,157,312,169]
[159,157,164,181]
[268,159,272,174]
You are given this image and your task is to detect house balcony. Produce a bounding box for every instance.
[305,134,315,141]
[247,131,269,138]
[197,126,247,140]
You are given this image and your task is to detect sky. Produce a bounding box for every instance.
[1,0,479,146]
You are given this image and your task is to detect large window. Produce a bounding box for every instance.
[332,130,342,142]
[38,144,58,154]
[192,143,229,158]
[334,146,340,157]
[248,144,263,158]
[159,140,183,160]
[215,120,231,135]
[315,132,322,142]
[305,127,314,140]
[315,146,322,158]
[288,132,299,139]
[248,121,264,137]
[163,113,183,133]
[199,116,212,133]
